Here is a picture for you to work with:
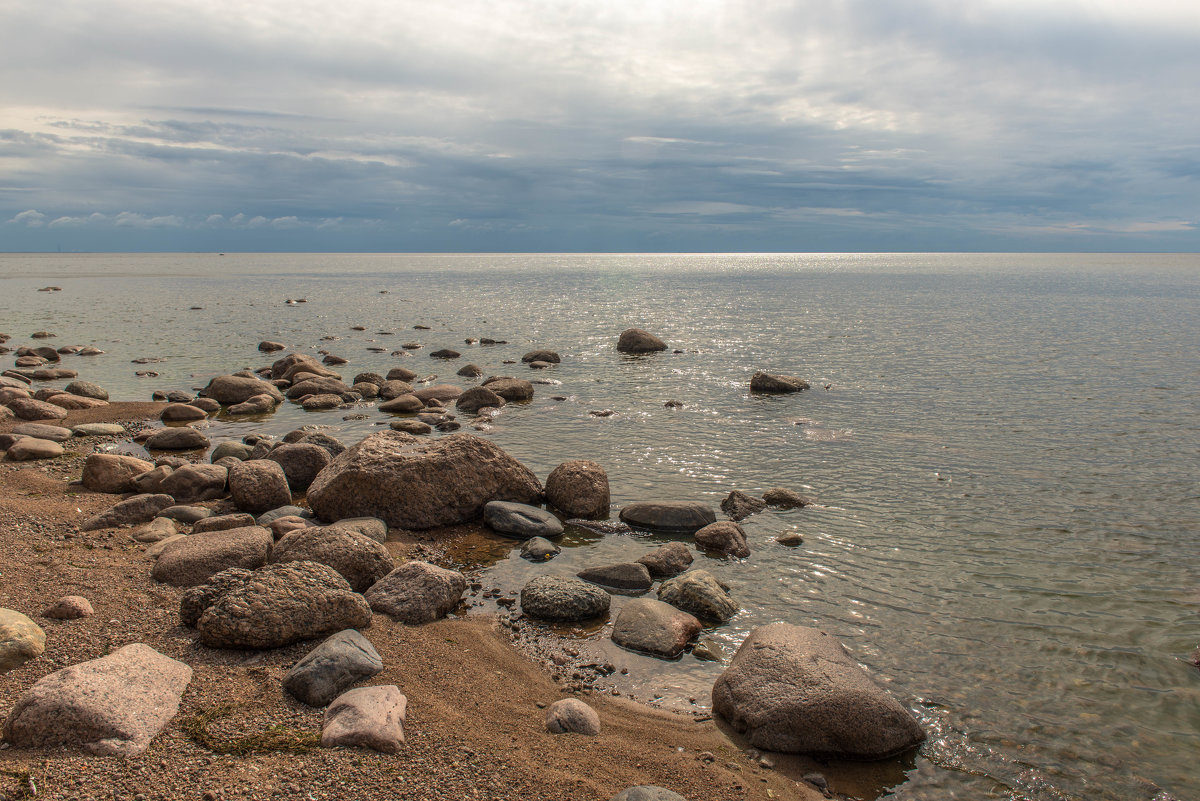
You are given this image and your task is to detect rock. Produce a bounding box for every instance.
[266,443,333,491]
[151,526,273,587]
[295,432,347,458]
[6,437,63,460]
[0,609,45,672]
[302,393,344,410]
[610,788,689,801]
[544,460,610,519]
[636,542,694,578]
[411,384,462,403]
[711,623,925,759]
[777,531,804,546]
[269,515,313,540]
[545,698,600,735]
[130,517,180,543]
[483,501,564,539]
[616,328,667,354]
[158,463,228,504]
[691,637,725,662]
[12,422,73,441]
[429,348,460,359]
[259,341,286,352]
[228,459,293,514]
[286,377,352,400]
[271,353,342,383]
[386,367,418,382]
[455,386,506,414]
[188,562,372,649]
[161,403,207,422]
[82,453,157,491]
[377,379,414,400]
[42,596,94,619]
[228,394,278,415]
[657,570,737,623]
[327,517,388,543]
[389,419,432,435]
[323,354,348,366]
[48,393,105,410]
[208,441,252,462]
[479,377,533,402]
[456,363,484,378]
[307,432,542,530]
[72,422,126,437]
[749,372,810,393]
[377,394,423,414]
[321,685,406,753]
[5,397,68,421]
[158,505,215,524]
[761,487,813,508]
[81,494,175,531]
[619,501,716,533]
[519,576,610,623]
[1,643,191,755]
[364,562,467,623]
[522,350,561,364]
[203,374,285,405]
[192,512,257,533]
[577,563,653,592]
[283,630,383,707]
[130,464,173,495]
[694,521,751,558]
[611,598,701,659]
[720,490,767,521]
[144,426,210,451]
[520,537,561,561]
[352,382,379,399]
[256,505,312,525]
[271,526,394,592]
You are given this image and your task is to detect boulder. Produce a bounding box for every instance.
[203,374,285,404]
[82,454,156,494]
[480,377,533,402]
[130,464,173,495]
[695,521,751,558]
[259,341,286,353]
[545,698,600,735]
[144,426,210,451]
[6,437,63,460]
[711,623,925,759]
[520,537,561,561]
[611,789,688,801]
[160,403,207,422]
[749,372,809,393]
[0,609,45,673]
[286,377,352,400]
[455,386,505,414]
[483,501,564,539]
[544,460,610,519]
[390,419,431,435]
[269,515,313,540]
[266,442,333,491]
[326,517,388,543]
[157,463,228,504]
[657,570,737,623]
[519,576,610,623]
[321,685,406,753]
[187,562,372,649]
[386,367,418,382]
[379,394,424,413]
[301,393,344,410]
[721,490,767,521]
[295,432,347,458]
[411,384,462,403]
[151,526,273,587]
[271,526,394,593]
[283,630,383,707]
[377,380,414,400]
[46,393,104,410]
[456,363,483,378]
[228,394,278,415]
[636,542,693,578]
[611,598,701,659]
[271,353,342,383]
[521,350,561,364]
[228,459,292,514]
[429,349,460,359]
[130,517,179,543]
[193,512,257,533]
[616,328,667,353]
[11,422,73,442]
[1,643,191,756]
[211,441,254,462]
[619,501,716,532]
[307,432,542,530]
[71,422,126,437]
[42,596,94,619]
[158,505,215,524]
[762,488,813,508]
[363,562,467,624]
[81,494,174,531]
[5,397,68,421]
[190,397,221,413]
[577,563,653,592]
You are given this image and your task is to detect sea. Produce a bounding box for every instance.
[1,252,1197,801]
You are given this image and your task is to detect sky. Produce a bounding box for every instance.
[2,0,1198,252]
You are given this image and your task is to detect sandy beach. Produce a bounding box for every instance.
[0,403,826,801]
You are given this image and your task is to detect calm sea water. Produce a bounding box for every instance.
[1,253,1197,801]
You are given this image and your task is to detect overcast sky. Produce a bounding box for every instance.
[2,0,1198,252]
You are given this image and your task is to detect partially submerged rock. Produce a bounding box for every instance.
[484,501,564,539]
[619,501,716,533]
[694,521,751,558]
[657,570,737,623]
[749,372,809,393]
[611,598,701,659]
[636,542,693,578]
[544,460,610,519]
[520,576,610,623]
[616,329,667,354]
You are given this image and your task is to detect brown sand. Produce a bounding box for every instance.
[0,403,827,801]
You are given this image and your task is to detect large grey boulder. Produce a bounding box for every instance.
[321,685,406,753]
[228,459,292,514]
[611,598,701,659]
[544,460,610,519]
[151,526,273,587]
[270,526,394,592]
[203,375,285,405]
[81,493,174,531]
[749,372,809,393]
[519,575,610,623]
[157,463,228,504]
[711,623,925,759]
[616,328,667,353]
[363,562,466,624]
[483,501,563,539]
[0,609,45,673]
[657,570,737,623]
[283,630,383,707]
[81,453,155,494]
[619,501,716,532]
[2,643,191,756]
[266,442,333,491]
[185,562,372,649]
[307,432,542,530]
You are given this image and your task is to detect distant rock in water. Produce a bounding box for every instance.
[616,328,667,354]
[750,371,809,393]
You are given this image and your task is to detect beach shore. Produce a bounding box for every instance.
[0,403,825,801]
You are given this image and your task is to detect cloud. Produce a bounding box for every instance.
[7,209,46,227]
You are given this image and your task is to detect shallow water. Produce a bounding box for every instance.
[2,252,1198,800]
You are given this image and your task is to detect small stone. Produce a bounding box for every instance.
[545,698,600,735]
[42,596,94,620]
[777,531,804,546]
